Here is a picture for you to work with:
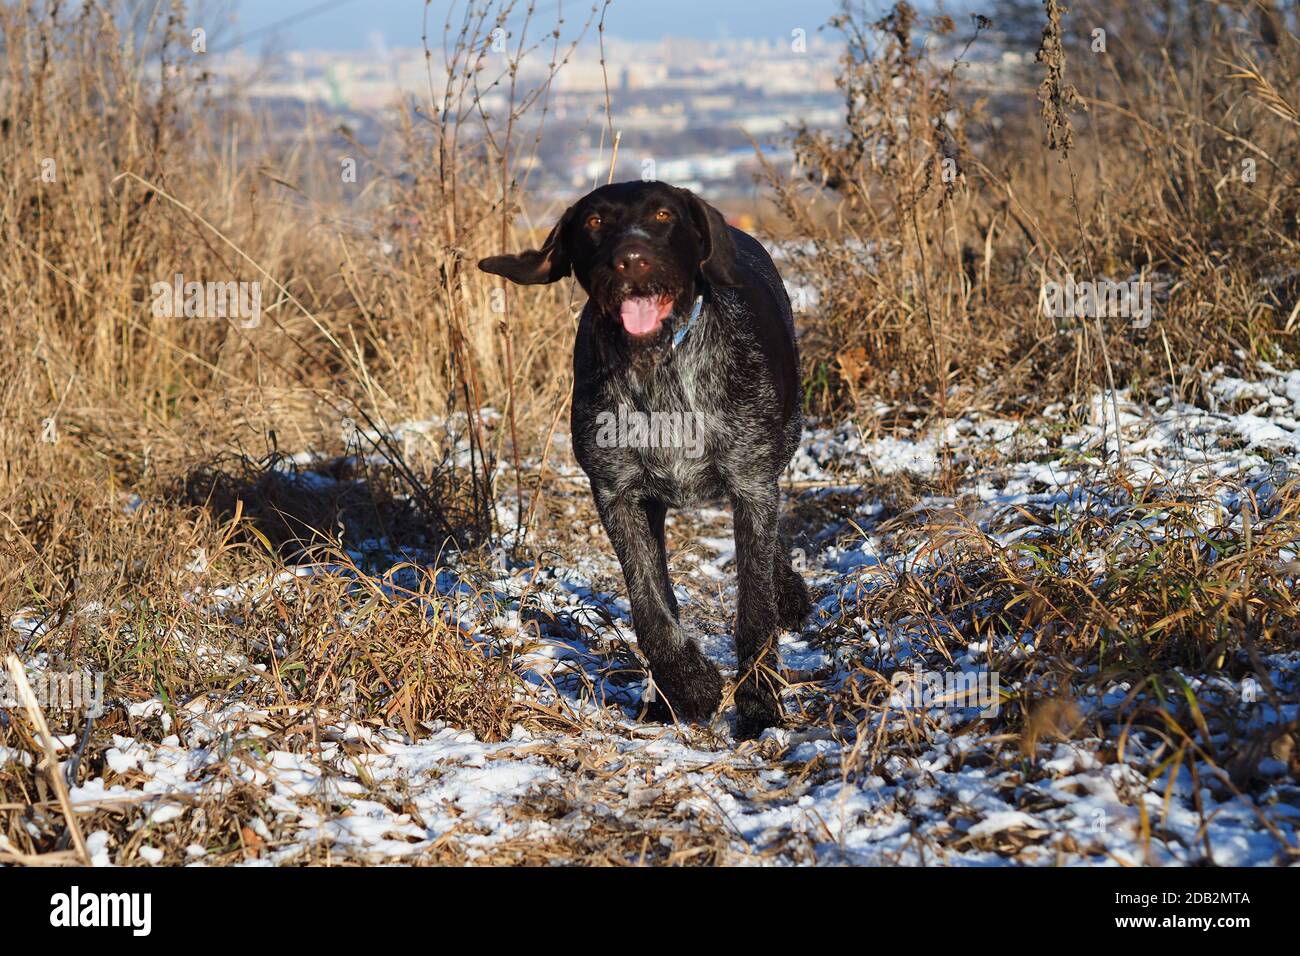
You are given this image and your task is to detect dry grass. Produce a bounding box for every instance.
[814,476,1300,692]
[764,1,1299,420]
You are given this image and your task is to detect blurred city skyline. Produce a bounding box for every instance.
[207,0,1020,204]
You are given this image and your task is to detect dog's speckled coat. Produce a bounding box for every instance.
[480,181,811,738]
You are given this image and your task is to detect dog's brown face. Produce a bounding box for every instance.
[479,181,737,341]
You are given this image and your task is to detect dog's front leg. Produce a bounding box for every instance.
[594,491,722,722]
[730,482,782,739]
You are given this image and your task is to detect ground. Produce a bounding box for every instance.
[3,364,1299,866]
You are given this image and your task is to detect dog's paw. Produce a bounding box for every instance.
[734,696,782,740]
[643,643,723,724]
[733,657,783,740]
[775,562,813,631]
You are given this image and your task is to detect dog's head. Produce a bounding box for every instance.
[478,181,738,341]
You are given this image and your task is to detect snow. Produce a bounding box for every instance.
[3,363,1299,865]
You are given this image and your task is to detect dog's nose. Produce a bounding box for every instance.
[614,245,653,276]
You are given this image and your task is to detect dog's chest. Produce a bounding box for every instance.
[597,348,729,504]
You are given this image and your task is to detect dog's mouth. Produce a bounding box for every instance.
[618,296,675,337]
[591,268,687,341]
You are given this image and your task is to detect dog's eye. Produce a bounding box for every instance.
[654,209,672,222]
[585,214,602,229]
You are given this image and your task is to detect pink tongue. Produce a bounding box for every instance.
[619,297,673,335]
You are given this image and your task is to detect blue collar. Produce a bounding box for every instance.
[671,294,706,351]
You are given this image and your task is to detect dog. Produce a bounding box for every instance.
[479,181,811,738]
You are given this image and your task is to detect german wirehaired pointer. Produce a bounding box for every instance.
[479,181,811,738]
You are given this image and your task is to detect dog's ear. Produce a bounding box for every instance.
[679,188,740,287]
[478,206,574,285]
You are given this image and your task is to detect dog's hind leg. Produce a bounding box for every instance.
[728,480,784,739]
[595,492,721,723]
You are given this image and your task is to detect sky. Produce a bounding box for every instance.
[227,0,861,50]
